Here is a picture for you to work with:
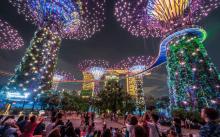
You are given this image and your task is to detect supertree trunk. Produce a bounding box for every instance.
[135,76,145,113]
[2,27,61,103]
[166,30,220,110]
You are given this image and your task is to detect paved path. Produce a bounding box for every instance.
[63,115,199,136]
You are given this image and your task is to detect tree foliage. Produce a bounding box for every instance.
[95,80,136,114]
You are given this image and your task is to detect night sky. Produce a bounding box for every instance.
[0,0,220,96]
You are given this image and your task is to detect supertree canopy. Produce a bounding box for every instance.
[116,56,154,111]
[0,18,24,50]
[79,59,109,80]
[53,70,75,82]
[1,0,105,106]
[115,0,220,36]
[9,0,105,39]
[52,70,75,90]
[115,56,154,74]
[115,0,220,109]
[79,59,109,94]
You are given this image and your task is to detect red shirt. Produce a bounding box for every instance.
[22,122,38,137]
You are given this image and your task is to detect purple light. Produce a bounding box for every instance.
[114,0,220,37]
[0,18,24,50]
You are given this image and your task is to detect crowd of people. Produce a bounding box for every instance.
[0,107,219,137]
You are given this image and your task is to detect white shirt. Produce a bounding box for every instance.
[147,122,161,137]
[46,122,55,136]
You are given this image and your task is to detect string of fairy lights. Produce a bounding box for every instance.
[114,0,220,36]
[0,0,106,101]
[0,18,24,50]
[9,0,106,40]
[114,0,220,109]
[0,56,155,83]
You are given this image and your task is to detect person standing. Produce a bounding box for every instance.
[142,112,150,137]
[85,113,90,126]
[169,117,182,137]
[22,115,44,137]
[91,112,95,123]
[199,108,220,137]
[147,113,161,137]
[46,117,56,136]
[17,116,29,133]
[131,125,147,137]
[125,116,138,137]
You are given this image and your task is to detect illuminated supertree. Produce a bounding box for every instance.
[115,0,220,109]
[1,0,105,105]
[116,56,154,112]
[79,59,109,94]
[0,18,24,50]
[52,70,75,90]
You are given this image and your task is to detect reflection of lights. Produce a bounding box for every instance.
[88,67,106,80]
[7,92,30,99]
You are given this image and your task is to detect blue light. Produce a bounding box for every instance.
[145,27,206,71]
[27,0,80,31]
[129,65,146,73]
[88,67,106,80]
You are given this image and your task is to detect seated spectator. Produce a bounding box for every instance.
[74,128,81,137]
[142,112,150,137]
[169,117,182,137]
[17,115,29,133]
[0,117,21,137]
[102,128,112,137]
[199,108,220,137]
[97,130,101,137]
[167,130,177,137]
[46,117,56,136]
[22,115,44,137]
[147,113,161,137]
[126,116,138,137]
[53,112,65,137]
[33,119,45,136]
[65,121,76,137]
[48,127,61,137]
[131,125,147,137]
[16,115,24,124]
[54,112,64,128]
[1,115,15,125]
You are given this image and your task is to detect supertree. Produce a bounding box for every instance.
[1,0,105,105]
[114,0,220,110]
[78,59,109,94]
[116,56,154,112]
[0,18,24,50]
[52,70,75,90]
